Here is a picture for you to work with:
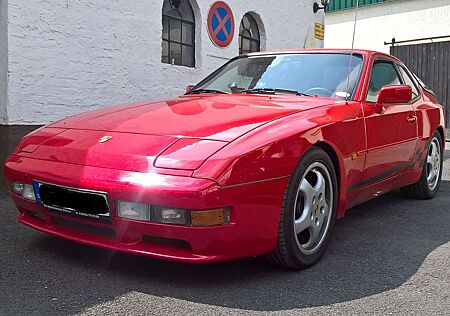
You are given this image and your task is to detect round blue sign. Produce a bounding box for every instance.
[207,2,235,48]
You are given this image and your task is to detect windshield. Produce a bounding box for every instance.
[192,53,364,99]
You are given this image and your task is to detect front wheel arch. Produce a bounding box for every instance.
[267,146,339,268]
[314,142,341,188]
[313,141,346,219]
[436,126,445,144]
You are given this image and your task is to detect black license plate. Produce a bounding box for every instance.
[33,181,110,222]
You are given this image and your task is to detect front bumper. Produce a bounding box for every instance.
[4,155,288,263]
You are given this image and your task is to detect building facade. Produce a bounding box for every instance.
[324,0,450,125]
[324,0,450,53]
[0,0,325,125]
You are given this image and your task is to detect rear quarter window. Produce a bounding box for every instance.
[397,65,420,100]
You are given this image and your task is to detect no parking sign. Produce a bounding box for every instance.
[207,1,235,48]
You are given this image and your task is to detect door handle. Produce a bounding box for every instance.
[407,115,417,124]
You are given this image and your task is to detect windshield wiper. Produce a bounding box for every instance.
[186,88,228,95]
[242,88,314,97]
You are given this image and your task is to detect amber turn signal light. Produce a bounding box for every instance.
[190,208,230,227]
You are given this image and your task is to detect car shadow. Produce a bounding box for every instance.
[1,179,450,314]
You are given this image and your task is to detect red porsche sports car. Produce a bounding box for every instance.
[4,49,445,268]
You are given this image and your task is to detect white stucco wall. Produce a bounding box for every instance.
[5,0,324,125]
[0,0,7,124]
[325,0,450,53]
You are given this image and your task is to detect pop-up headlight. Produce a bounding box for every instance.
[154,138,227,170]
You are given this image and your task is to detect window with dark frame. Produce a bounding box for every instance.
[239,13,260,55]
[162,0,195,67]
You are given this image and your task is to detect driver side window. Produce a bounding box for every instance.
[366,60,401,103]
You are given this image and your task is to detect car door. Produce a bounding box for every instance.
[362,59,418,183]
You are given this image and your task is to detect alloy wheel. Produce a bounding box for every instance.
[426,137,441,190]
[293,162,333,255]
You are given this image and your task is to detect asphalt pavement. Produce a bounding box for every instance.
[0,144,449,316]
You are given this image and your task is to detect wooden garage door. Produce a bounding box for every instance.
[391,41,450,125]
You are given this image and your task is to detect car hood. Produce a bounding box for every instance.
[17,95,335,173]
[50,95,334,141]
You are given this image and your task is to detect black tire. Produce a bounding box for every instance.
[401,131,444,200]
[267,147,338,269]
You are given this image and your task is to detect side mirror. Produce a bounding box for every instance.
[185,85,195,93]
[375,85,412,114]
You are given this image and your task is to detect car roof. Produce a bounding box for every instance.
[245,48,402,63]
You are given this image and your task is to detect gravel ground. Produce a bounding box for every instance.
[0,144,449,316]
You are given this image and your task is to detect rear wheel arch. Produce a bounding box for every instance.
[401,130,443,199]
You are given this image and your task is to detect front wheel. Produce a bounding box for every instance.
[401,132,444,199]
[268,147,338,269]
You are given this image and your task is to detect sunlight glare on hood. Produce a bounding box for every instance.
[121,172,167,187]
